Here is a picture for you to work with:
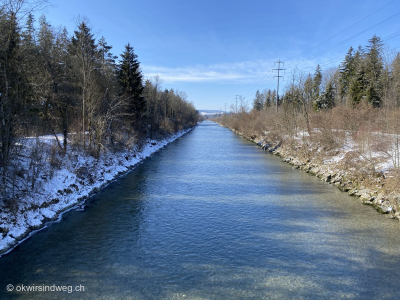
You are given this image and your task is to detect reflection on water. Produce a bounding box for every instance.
[1,121,400,299]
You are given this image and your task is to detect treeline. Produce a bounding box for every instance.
[251,35,400,113]
[0,1,199,198]
[216,35,400,175]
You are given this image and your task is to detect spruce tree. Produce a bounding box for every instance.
[339,47,356,100]
[314,81,335,111]
[365,35,384,107]
[117,43,145,131]
[264,90,272,108]
[253,90,263,111]
[70,21,98,149]
[312,65,322,102]
[390,53,400,107]
[0,11,24,190]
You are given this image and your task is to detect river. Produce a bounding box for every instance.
[1,121,400,299]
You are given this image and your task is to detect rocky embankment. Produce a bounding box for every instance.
[227,127,400,221]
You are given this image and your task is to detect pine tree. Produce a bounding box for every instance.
[0,10,24,191]
[314,81,335,111]
[339,47,356,100]
[252,90,263,111]
[98,36,117,74]
[312,65,322,102]
[264,90,272,108]
[365,35,384,107]
[349,65,366,106]
[70,21,98,149]
[117,43,145,131]
[21,13,36,47]
[390,53,400,107]
[304,74,313,103]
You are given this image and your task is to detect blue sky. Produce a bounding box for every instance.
[41,0,400,110]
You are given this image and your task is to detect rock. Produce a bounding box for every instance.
[349,189,358,196]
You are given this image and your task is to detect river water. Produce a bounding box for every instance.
[1,121,400,299]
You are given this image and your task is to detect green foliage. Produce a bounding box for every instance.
[338,36,385,107]
[252,90,264,111]
[117,43,146,131]
[264,89,274,108]
[312,65,322,101]
[313,81,335,111]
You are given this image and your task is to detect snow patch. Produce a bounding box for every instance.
[0,128,193,256]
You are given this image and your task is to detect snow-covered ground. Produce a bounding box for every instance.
[0,128,193,256]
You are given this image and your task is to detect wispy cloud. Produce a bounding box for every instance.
[141,56,337,85]
[142,60,277,84]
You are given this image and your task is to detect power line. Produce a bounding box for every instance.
[285,0,397,63]
[285,11,400,69]
[236,1,399,105]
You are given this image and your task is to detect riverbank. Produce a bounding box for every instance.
[0,128,194,256]
[216,121,400,221]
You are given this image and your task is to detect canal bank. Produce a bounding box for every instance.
[0,128,194,256]
[218,122,400,221]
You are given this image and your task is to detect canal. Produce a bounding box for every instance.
[1,121,400,299]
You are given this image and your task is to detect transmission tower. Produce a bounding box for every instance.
[273,60,285,113]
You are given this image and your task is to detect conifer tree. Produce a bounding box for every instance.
[252,90,263,111]
[312,65,322,102]
[264,90,272,108]
[0,10,24,190]
[339,47,356,100]
[314,81,335,111]
[117,43,145,132]
[70,21,98,149]
[365,35,384,107]
[390,53,400,107]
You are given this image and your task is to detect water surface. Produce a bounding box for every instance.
[1,121,400,299]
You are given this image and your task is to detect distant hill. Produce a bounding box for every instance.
[198,110,225,116]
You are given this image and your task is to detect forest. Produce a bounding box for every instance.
[0,1,199,201]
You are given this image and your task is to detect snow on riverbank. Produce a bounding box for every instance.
[0,128,193,256]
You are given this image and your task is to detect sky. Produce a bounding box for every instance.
[37,0,400,110]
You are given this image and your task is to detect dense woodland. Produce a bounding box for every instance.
[0,1,199,200]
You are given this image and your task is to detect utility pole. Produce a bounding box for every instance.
[225,103,227,114]
[273,60,285,113]
[235,95,239,114]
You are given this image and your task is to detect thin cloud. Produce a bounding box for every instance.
[142,60,277,84]
[141,57,335,85]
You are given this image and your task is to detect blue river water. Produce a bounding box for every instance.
[1,121,400,299]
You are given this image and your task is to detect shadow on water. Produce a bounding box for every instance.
[1,121,400,299]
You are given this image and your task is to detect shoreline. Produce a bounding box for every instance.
[218,123,400,221]
[0,128,195,257]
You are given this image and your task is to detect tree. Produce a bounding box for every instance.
[339,47,356,100]
[252,90,263,111]
[117,43,145,133]
[389,53,400,108]
[0,9,24,193]
[313,81,335,111]
[312,65,322,102]
[264,89,272,108]
[70,20,98,149]
[365,35,384,107]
